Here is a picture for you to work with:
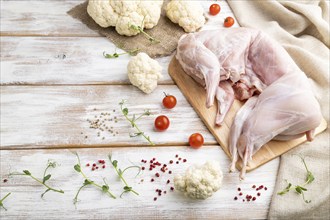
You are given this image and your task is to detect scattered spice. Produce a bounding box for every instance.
[83,108,120,140]
[3,179,8,183]
[234,185,268,202]
[141,154,187,201]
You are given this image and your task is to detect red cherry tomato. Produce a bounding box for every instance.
[163,93,177,109]
[209,4,221,15]
[189,133,204,148]
[154,115,170,131]
[224,16,235,27]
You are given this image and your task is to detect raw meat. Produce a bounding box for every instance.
[176,28,322,179]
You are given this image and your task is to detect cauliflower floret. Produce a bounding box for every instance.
[87,0,163,36]
[174,161,223,199]
[166,0,205,33]
[127,53,163,94]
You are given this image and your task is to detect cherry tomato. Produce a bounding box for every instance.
[163,93,177,109]
[209,4,221,16]
[154,115,170,131]
[189,133,204,149]
[224,16,235,27]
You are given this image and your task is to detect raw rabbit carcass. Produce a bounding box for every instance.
[176,28,322,179]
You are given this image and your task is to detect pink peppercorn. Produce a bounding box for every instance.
[234,197,238,200]
[142,167,145,170]
[102,165,106,169]
[155,173,160,177]
[252,185,256,188]
[176,161,179,164]
[167,180,170,184]
[264,187,268,191]
[86,163,90,167]
[175,154,178,158]
[239,192,243,196]
[154,197,157,201]
[252,197,256,201]
[237,187,241,191]
[151,178,154,182]
[169,171,172,174]
[257,192,261,196]
[169,160,173,164]
[93,163,96,167]
[183,159,187,162]
[170,187,174,191]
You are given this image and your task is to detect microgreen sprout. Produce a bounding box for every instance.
[277,156,314,203]
[9,160,64,198]
[0,192,11,211]
[103,48,139,59]
[119,100,154,145]
[129,24,160,43]
[73,153,116,207]
[108,154,140,198]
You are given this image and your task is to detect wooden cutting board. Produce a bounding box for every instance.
[168,57,328,172]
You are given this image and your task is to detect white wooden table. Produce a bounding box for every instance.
[0,1,280,219]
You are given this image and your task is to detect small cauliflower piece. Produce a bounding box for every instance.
[174,161,223,199]
[166,0,205,33]
[127,53,163,94]
[87,0,163,36]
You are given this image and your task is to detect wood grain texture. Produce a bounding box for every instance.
[0,0,99,37]
[0,146,280,220]
[0,85,216,149]
[168,57,328,171]
[0,37,173,85]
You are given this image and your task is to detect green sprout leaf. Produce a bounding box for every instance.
[74,164,81,173]
[102,185,109,192]
[43,174,51,183]
[23,170,31,175]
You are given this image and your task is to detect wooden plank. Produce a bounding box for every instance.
[0,85,216,149]
[0,37,173,85]
[0,0,99,37]
[168,57,328,172]
[1,0,237,37]
[0,146,280,219]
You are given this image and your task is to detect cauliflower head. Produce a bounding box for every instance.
[87,0,163,36]
[174,161,223,199]
[127,53,163,94]
[166,0,205,33]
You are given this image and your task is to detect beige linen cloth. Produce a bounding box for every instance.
[227,0,329,219]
